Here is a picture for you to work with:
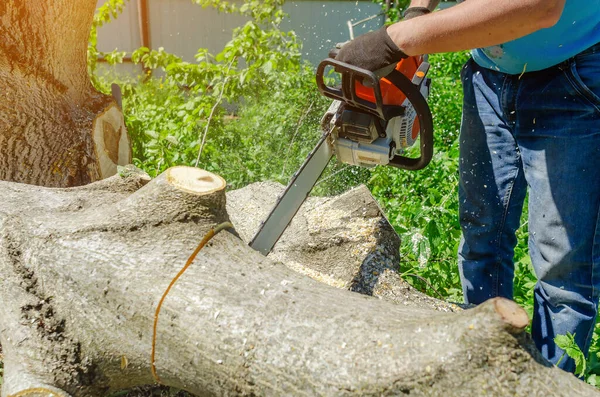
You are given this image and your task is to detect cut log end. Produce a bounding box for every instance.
[166,166,226,195]
[492,297,530,333]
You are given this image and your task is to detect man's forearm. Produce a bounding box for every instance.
[388,0,565,56]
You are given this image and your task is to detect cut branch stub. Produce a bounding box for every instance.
[493,296,531,333]
[166,166,226,195]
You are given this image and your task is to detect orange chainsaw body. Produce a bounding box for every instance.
[355,56,424,106]
[354,56,425,141]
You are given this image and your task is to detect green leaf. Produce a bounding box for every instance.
[555,332,587,376]
[261,60,273,74]
[165,135,179,145]
[587,374,597,386]
[555,333,575,349]
[145,130,159,139]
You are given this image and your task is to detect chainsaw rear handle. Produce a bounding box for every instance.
[316,58,389,120]
[315,58,433,170]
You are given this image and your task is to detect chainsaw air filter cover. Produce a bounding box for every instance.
[338,109,384,143]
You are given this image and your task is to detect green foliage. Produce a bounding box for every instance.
[555,328,600,385]
[192,0,286,24]
[371,0,410,24]
[89,0,361,192]
[556,332,588,376]
[367,50,467,301]
[512,215,536,322]
[88,0,129,84]
[587,325,600,386]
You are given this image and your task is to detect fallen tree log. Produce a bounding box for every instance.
[0,166,597,396]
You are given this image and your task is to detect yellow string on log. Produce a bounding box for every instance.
[151,221,233,384]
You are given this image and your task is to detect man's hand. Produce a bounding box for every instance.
[334,27,408,71]
[333,5,429,71]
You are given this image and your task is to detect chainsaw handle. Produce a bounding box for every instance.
[385,69,433,170]
[316,58,387,120]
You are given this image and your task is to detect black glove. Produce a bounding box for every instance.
[403,6,431,20]
[334,27,408,72]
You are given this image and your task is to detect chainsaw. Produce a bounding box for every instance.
[250,55,433,255]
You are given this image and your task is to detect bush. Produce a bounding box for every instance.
[91,0,368,195]
[367,50,467,301]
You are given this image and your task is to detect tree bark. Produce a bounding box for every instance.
[0,0,130,187]
[227,181,459,312]
[0,166,596,397]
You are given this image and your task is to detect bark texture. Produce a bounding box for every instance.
[0,0,130,187]
[0,166,597,397]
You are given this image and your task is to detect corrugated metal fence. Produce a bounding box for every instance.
[96,0,384,76]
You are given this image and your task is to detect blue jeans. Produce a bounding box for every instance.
[458,43,600,372]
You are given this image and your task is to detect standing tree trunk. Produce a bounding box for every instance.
[0,0,130,187]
